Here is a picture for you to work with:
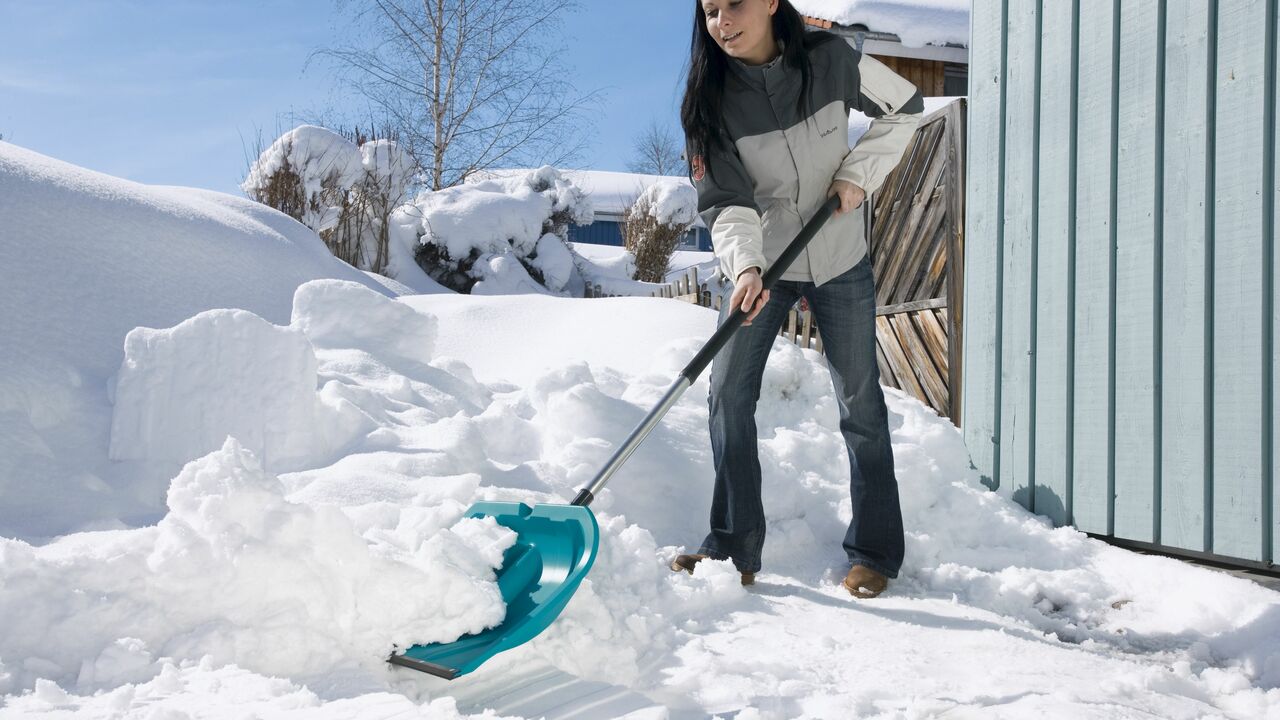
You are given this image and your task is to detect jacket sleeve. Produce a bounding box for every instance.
[835,49,925,195]
[690,137,766,283]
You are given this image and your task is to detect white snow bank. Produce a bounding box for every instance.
[107,308,370,472]
[0,141,394,541]
[792,0,970,48]
[0,437,514,693]
[292,279,438,363]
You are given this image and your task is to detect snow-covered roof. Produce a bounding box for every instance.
[792,0,970,49]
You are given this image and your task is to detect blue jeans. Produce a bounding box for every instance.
[698,255,904,578]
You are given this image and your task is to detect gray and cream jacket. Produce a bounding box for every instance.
[692,34,924,286]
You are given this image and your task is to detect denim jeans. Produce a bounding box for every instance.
[698,254,905,578]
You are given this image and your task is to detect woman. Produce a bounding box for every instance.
[671,0,923,598]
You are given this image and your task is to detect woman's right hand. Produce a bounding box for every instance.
[731,267,769,326]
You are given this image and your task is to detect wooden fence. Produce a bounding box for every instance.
[584,266,702,302]
[868,99,966,424]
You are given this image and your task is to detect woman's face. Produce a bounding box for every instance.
[701,0,779,66]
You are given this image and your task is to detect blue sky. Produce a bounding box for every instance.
[0,1,692,195]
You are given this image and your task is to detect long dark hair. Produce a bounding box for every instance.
[680,0,835,179]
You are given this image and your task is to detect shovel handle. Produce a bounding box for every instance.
[570,195,842,508]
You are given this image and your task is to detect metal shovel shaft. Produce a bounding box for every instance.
[571,196,841,508]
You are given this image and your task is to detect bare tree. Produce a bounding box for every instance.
[312,0,598,191]
[626,118,683,176]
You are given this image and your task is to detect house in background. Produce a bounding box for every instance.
[560,170,712,252]
[794,0,970,96]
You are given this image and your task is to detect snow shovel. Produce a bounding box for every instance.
[389,195,842,680]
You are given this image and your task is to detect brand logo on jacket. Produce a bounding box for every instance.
[820,126,838,138]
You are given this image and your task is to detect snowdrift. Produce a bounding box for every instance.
[1,143,1278,719]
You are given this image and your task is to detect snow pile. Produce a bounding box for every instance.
[628,178,697,229]
[0,437,515,691]
[107,309,369,472]
[792,0,970,48]
[0,140,392,541]
[292,278,438,364]
[402,166,592,296]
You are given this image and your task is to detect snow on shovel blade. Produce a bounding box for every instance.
[388,501,599,680]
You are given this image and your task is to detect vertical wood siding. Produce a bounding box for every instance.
[1114,1,1160,544]
[1160,0,1211,553]
[961,0,1003,492]
[964,0,1279,568]
[1033,0,1074,527]
[1071,0,1118,536]
[999,0,1038,510]
[1213,0,1268,561]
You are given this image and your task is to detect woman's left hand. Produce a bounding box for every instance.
[828,179,866,215]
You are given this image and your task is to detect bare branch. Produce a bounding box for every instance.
[314,0,595,190]
[627,118,683,176]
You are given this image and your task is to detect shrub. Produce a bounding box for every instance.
[623,180,698,284]
[407,167,592,295]
[242,125,415,275]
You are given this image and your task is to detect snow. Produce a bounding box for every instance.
[2,142,1280,719]
[479,168,709,229]
[570,243,719,290]
[107,308,368,472]
[792,0,970,48]
[0,140,392,541]
[404,166,591,296]
[241,125,366,234]
[630,178,698,229]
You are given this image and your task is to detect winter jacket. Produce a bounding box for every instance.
[691,34,924,286]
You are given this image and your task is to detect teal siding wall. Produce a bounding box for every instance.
[963,0,1278,568]
[961,0,1002,494]
[1160,0,1211,552]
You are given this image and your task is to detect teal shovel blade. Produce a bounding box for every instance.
[388,501,599,679]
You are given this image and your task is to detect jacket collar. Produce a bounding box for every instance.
[726,39,787,89]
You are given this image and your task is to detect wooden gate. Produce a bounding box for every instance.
[868,99,966,425]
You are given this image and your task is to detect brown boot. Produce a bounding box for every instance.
[842,565,888,598]
[670,553,755,586]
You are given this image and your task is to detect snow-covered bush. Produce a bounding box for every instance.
[623,179,697,283]
[242,125,415,275]
[404,166,593,295]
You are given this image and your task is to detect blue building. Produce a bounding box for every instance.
[558,169,713,252]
